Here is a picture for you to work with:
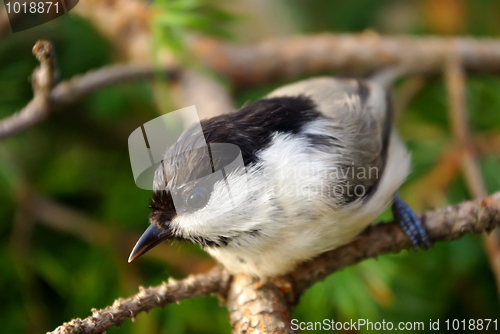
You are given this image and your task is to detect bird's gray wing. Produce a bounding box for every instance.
[267,77,393,205]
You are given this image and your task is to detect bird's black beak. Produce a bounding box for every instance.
[128,223,172,263]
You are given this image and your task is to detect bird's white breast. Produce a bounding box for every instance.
[207,129,410,278]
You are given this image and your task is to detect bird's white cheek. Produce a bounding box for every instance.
[171,172,257,239]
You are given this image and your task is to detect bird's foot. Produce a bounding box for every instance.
[392,195,433,250]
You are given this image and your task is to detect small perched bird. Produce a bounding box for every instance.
[128,73,432,278]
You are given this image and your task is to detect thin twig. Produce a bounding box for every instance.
[49,192,500,334]
[0,44,179,141]
[31,40,58,96]
[394,75,426,122]
[444,49,500,295]
[0,40,58,141]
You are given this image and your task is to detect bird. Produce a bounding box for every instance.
[128,73,432,279]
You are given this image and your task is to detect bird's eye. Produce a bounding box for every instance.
[186,187,210,210]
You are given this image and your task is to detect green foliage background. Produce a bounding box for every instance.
[1,0,500,333]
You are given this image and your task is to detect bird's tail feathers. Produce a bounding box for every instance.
[368,66,406,88]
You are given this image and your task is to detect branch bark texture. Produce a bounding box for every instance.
[49,192,500,334]
[50,266,230,334]
[189,33,500,86]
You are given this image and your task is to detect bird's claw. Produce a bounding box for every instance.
[392,195,432,250]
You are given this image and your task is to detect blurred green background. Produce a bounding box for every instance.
[1,0,500,333]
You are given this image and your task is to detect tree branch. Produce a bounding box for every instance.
[0,41,179,141]
[0,40,58,141]
[287,192,500,299]
[49,266,231,334]
[48,192,500,334]
[443,49,500,295]
[228,274,292,334]
[6,33,500,140]
[73,1,500,86]
[188,33,500,86]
